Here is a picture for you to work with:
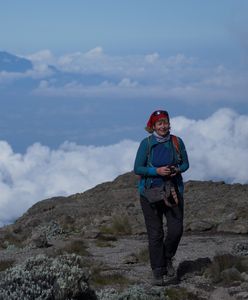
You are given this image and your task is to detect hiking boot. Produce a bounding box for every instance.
[151,275,164,286]
[166,259,175,277]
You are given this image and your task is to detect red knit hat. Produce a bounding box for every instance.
[145,110,169,133]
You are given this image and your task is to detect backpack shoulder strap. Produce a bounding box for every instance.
[146,135,152,166]
[171,134,180,155]
[171,134,182,163]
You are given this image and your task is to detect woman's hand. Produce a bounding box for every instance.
[156,166,171,176]
[156,166,180,177]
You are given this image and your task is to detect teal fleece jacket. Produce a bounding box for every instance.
[134,134,189,196]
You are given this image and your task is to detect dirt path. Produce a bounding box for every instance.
[87,233,248,286]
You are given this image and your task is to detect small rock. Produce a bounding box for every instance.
[225,213,238,221]
[220,267,243,284]
[83,229,100,239]
[209,287,235,300]
[236,292,248,300]
[240,282,248,290]
[187,221,213,232]
[122,254,138,264]
[93,218,101,226]
[241,272,248,281]
[217,223,248,234]
[177,257,211,280]
[228,285,242,294]
[101,216,112,223]
[31,231,49,248]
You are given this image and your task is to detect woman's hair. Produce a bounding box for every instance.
[145,126,154,133]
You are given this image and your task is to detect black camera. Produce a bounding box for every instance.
[169,166,176,174]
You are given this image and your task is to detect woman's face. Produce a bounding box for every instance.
[153,118,170,136]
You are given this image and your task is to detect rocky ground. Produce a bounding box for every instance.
[0,172,248,299]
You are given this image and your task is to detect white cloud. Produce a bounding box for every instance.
[32,78,141,98]
[24,49,56,77]
[0,68,53,84]
[32,75,248,103]
[85,46,104,58]
[0,70,26,83]
[145,52,159,63]
[118,78,138,87]
[0,49,55,83]
[0,140,138,226]
[26,49,54,63]
[171,108,248,183]
[0,108,248,227]
[166,53,194,66]
[54,48,191,77]
[2,48,248,104]
[28,48,247,103]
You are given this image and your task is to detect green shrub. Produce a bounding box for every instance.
[0,254,97,299]
[99,215,132,236]
[36,221,64,240]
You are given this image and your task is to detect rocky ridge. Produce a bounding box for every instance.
[0,172,248,299]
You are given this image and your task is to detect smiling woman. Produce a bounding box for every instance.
[134,109,189,285]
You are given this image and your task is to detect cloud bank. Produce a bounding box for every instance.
[32,49,247,103]
[0,140,137,226]
[1,48,246,105]
[0,108,247,226]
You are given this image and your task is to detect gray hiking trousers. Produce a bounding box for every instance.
[140,194,184,277]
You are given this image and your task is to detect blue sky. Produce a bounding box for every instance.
[1,0,247,57]
[0,0,247,150]
[0,0,248,224]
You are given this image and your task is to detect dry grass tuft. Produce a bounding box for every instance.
[136,247,149,263]
[91,268,131,287]
[58,239,90,257]
[99,215,132,236]
[0,260,15,272]
[205,253,248,284]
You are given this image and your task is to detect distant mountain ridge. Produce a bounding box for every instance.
[0,51,33,72]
